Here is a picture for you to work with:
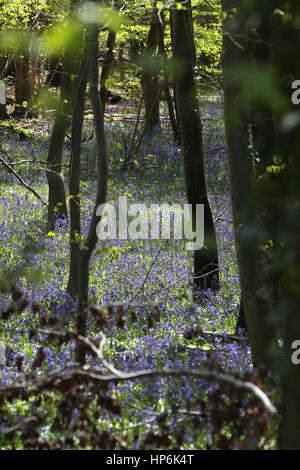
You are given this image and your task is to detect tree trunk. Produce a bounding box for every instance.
[46,1,81,229]
[75,21,108,365]
[141,11,161,134]
[236,301,247,333]
[45,56,73,229]
[158,13,180,143]
[0,103,8,119]
[171,0,219,293]
[14,54,32,117]
[100,29,117,113]
[0,57,9,119]
[67,61,88,297]
[248,3,277,174]
[170,18,181,143]
[266,3,300,450]
[221,0,280,367]
[46,56,63,87]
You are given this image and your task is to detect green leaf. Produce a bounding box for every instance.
[273,156,282,165]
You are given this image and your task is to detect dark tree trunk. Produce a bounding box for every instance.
[171,0,219,293]
[158,13,180,143]
[0,103,8,119]
[248,1,281,338]
[46,56,63,87]
[75,21,108,365]
[100,29,117,113]
[170,19,181,143]
[118,44,125,81]
[14,54,32,117]
[141,11,161,134]
[221,0,280,366]
[236,301,247,333]
[266,2,300,450]
[45,57,74,229]
[46,1,81,229]
[67,61,88,297]
[0,57,9,119]
[248,4,277,174]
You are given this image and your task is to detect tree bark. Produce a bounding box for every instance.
[75,21,108,365]
[14,54,32,117]
[158,13,180,143]
[46,56,63,87]
[236,301,247,333]
[221,0,280,366]
[170,17,181,143]
[0,56,9,119]
[171,0,219,293]
[100,29,117,113]
[67,61,88,297]
[141,11,161,134]
[267,3,300,450]
[248,3,277,174]
[46,0,81,229]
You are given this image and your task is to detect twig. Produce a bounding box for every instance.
[7,159,69,169]
[146,267,220,300]
[134,84,164,159]
[126,96,144,162]
[130,246,163,302]
[223,30,246,52]
[0,153,47,206]
[77,333,124,378]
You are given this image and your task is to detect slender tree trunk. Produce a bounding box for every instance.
[158,13,180,143]
[171,0,219,293]
[221,0,280,366]
[100,29,117,113]
[46,1,81,229]
[248,4,277,174]
[0,61,9,120]
[118,44,125,81]
[45,57,74,229]
[141,11,161,134]
[67,61,88,297]
[46,56,63,87]
[0,103,7,119]
[0,56,8,119]
[75,21,108,365]
[14,54,32,117]
[266,2,300,450]
[170,18,181,143]
[248,1,281,336]
[236,301,247,333]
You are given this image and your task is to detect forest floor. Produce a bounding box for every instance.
[0,95,259,449]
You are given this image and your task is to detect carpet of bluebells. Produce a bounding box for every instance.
[0,96,262,449]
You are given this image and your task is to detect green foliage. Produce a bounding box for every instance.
[0,0,223,88]
[0,0,51,29]
[193,0,222,79]
[0,121,30,139]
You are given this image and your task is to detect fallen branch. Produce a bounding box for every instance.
[0,356,276,416]
[183,328,247,342]
[76,332,276,415]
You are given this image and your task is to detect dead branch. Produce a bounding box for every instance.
[0,152,47,206]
